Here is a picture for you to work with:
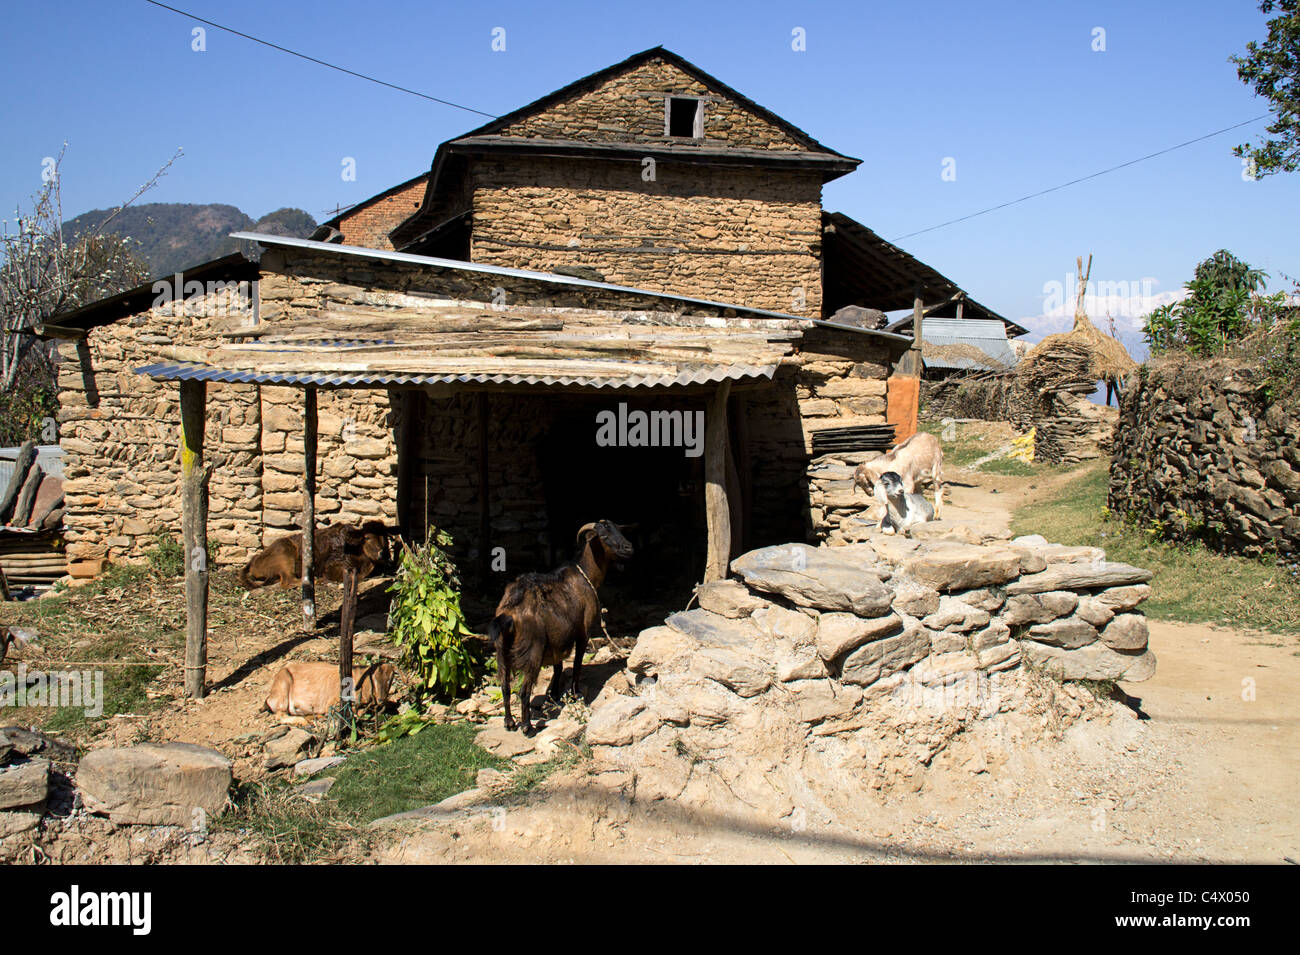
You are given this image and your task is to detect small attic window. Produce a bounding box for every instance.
[666,96,702,138]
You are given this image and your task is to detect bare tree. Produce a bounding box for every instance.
[0,146,181,392]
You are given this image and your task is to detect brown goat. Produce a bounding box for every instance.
[852,431,945,518]
[237,521,399,591]
[489,520,633,735]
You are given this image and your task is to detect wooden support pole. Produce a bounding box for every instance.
[477,392,491,581]
[338,557,358,739]
[301,386,317,633]
[704,381,733,583]
[179,379,209,699]
[732,394,752,554]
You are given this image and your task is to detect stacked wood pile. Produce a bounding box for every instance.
[0,440,66,591]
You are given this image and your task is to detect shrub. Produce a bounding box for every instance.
[386,529,484,704]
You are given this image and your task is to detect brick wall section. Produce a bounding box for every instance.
[332,176,428,250]
[468,157,823,314]
[496,57,808,151]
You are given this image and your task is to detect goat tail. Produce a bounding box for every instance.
[488,613,515,660]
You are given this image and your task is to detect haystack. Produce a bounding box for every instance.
[1021,256,1137,386]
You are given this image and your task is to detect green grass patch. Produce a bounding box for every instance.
[1011,464,1300,634]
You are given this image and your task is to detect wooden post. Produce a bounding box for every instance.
[704,381,733,582]
[179,379,209,699]
[477,392,491,581]
[338,558,358,739]
[301,386,317,632]
[732,394,752,554]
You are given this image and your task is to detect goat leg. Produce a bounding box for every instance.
[519,670,537,736]
[500,656,515,732]
[547,661,565,702]
[570,631,588,703]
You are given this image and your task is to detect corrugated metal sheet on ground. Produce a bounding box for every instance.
[922,318,1019,371]
[134,360,778,390]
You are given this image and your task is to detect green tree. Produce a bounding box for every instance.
[1233,0,1300,177]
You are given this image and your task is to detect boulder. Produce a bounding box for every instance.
[694,580,769,619]
[775,646,828,682]
[76,743,231,826]
[1100,613,1150,650]
[1020,641,1157,682]
[1075,597,1116,628]
[908,521,983,544]
[901,543,1024,592]
[840,624,931,687]
[0,757,49,811]
[627,626,698,677]
[816,612,903,662]
[891,578,942,617]
[0,726,75,766]
[731,544,893,616]
[1007,562,1152,595]
[585,696,660,747]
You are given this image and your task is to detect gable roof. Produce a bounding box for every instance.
[310,170,429,240]
[390,47,859,247]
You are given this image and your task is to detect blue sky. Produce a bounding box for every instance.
[2,0,1296,352]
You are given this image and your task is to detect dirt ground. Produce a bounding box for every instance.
[373,452,1300,865]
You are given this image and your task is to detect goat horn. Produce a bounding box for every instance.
[576,522,597,544]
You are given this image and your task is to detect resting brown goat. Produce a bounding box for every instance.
[237,521,399,591]
[489,520,633,735]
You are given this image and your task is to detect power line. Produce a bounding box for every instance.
[141,0,499,119]
[891,114,1272,243]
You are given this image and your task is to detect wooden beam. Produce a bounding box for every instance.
[179,379,209,699]
[338,556,358,739]
[301,386,318,632]
[704,381,733,582]
[731,394,752,554]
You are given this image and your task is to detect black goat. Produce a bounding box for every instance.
[489,520,633,735]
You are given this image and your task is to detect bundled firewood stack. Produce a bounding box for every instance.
[0,440,66,592]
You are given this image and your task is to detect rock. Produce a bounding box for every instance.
[627,626,697,676]
[908,521,983,544]
[1026,618,1100,649]
[369,787,489,827]
[975,640,1020,671]
[476,768,509,790]
[0,726,75,766]
[1006,562,1153,595]
[922,596,991,632]
[731,544,893,616]
[816,612,903,661]
[775,646,828,682]
[891,578,942,617]
[263,727,322,770]
[664,609,761,648]
[294,777,336,801]
[959,588,1007,614]
[1002,591,1079,625]
[689,648,773,697]
[0,810,40,840]
[475,725,536,758]
[909,651,980,687]
[840,624,931,686]
[292,755,346,778]
[786,680,862,723]
[1075,597,1116,628]
[538,718,584,744]
[902,543,1024,592]
[970,620,1012,651]
[1020,641,1157,682]
[1094,584,1152,612]
[76,743,231,826]
[0,757,49,811]
[750,605,817,645]
[1100,613,1149,650]
[694,580,769,618]
[587,696,662,746]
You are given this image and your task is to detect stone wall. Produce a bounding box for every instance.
[468,156,824,315]
[586,530,1155,812]
[1109,361,1300,557]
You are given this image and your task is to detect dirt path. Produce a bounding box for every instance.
[375,458,1300,865]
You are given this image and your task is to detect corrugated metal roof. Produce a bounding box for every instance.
[135,360,778,391]
[922,318,1018,371]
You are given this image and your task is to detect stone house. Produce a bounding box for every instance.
[44,47,1012,595]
